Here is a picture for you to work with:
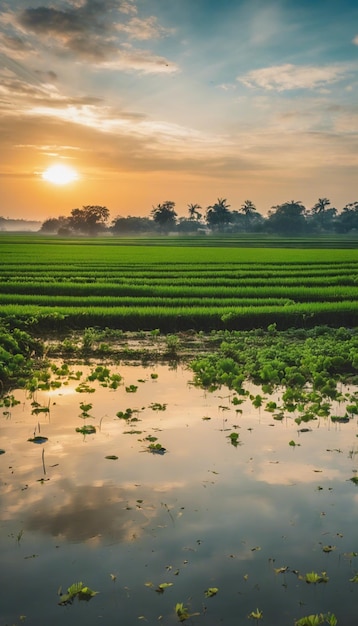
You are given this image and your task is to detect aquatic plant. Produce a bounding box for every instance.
[227,432,240,447]
[75,424,96,435]
[248,608,263,621]
[58,581,98,605]
[175,602,199,622]
[303,571,329,584]
[295,613,337,626]
[204,587,218,597]
[148,443,166,454]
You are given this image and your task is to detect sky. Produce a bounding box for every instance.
[1,0,358,222]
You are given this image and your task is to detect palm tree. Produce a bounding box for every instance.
[187,203,202,221]
[240,199,257,217]
[205,198,231,231]
[311,198,331,214]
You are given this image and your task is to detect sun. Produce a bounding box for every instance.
[42,164,79,185]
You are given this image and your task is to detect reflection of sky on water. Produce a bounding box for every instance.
[1,363,358,625]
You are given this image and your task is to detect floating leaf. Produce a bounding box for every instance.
[75,425,96,435]
[28,436,48,444]
[0,449,5,455]
[80,403,92,412]
[149,402,167,411]
[175,602,199,622]
[248,608,263,620]
[125,385,138,393]
[148,443,166,455]
[58,581,98,605]
[227,432,240,447]
[274,566,289,574]
[105,455,118,460]
[204,587,218,597]
[156,582,173,593]
[304,571,329,584]
[322,545,335,553]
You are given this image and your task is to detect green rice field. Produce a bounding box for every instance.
[1,235,358,331]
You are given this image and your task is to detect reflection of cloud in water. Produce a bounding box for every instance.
[251,460,342,485]
[25,482,155,543]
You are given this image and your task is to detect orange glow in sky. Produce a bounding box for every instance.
[1,1,358,222]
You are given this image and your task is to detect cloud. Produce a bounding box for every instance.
[100,45,178,74]
[238,63,349,91]
[18,1,119,36]
[13,0,176,71]
[116,16,174,40]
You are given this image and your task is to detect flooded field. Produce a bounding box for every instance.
[1,360,358,626]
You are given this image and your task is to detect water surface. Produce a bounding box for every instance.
[1,362,358,625]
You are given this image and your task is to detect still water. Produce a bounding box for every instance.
[1,361,358,625]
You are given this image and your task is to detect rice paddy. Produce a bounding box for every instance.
[1,235,358,625]
[1,235,357,331]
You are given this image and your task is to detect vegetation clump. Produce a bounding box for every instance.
[0,322,44,392]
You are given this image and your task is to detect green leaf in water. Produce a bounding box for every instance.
[227,432,240,446]
[58,581,98,605]
[204,587,218,597]
[75,425,96,435]
[304,571,329,584]
[156,582,174,593]
[175,602,199,622]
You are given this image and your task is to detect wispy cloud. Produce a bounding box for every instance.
[116,16,174,40]
[238,63,350,91]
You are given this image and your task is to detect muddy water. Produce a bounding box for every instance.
[1,362,358,626]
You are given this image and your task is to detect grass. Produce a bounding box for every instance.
[0,236,357,331]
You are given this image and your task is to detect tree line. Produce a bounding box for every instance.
[40,198,358,236]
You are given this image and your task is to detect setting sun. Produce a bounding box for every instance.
[42,164,79,185]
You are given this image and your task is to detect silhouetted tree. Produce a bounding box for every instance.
[240,199,257,217]
[311,197,331,214]
[205,198,232,231]
[111,216,153,235]
[187,203,202,221]
[308,199,337,233]
[40,216,69,233]
[68,205,110,235]
[266,200,306,235]
[335,202,358,233]
[177,218,203,233]
[151,201,178,233]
